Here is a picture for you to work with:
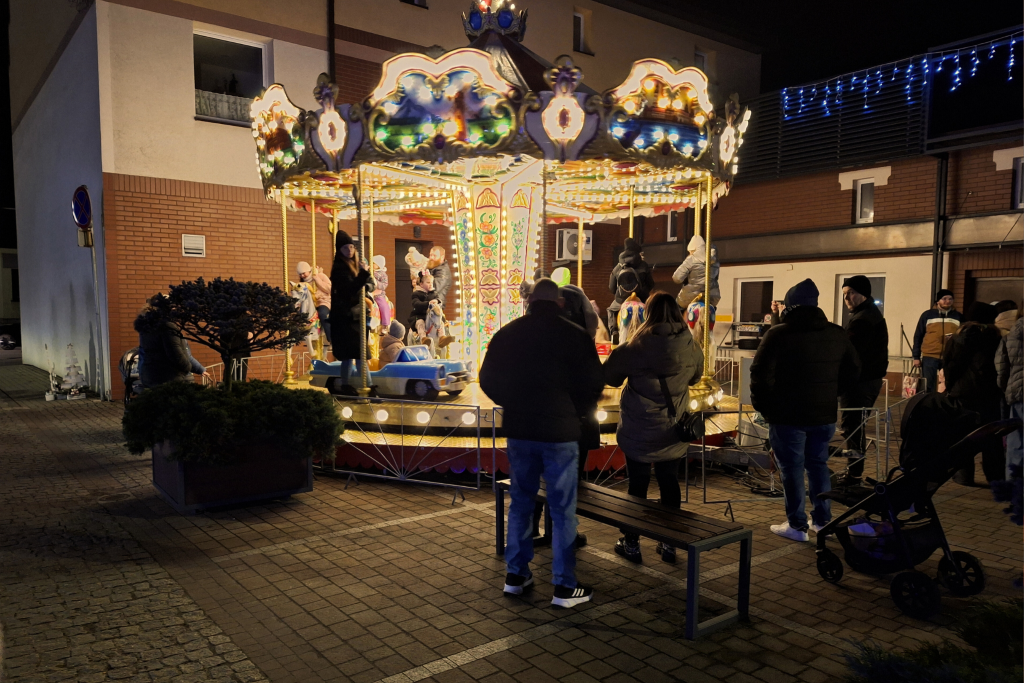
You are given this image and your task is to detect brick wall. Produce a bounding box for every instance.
[716,144,1018,238]
[947,247,1024,307]
[102,173,462,400]
[335,54,382,105]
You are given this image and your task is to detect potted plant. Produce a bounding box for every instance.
[123,380,342,514]
[125,277,340,514]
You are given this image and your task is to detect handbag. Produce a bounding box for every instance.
[902,366,924,398]
[658,376,706,442]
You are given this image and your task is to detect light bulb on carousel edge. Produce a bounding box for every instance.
[687,376,722,413]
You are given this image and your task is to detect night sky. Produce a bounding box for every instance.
[637,0,1023,90]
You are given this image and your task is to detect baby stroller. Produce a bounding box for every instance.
[119,347,144,405]
[814,392,1021,618]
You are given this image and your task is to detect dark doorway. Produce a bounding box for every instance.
[970,277,1024,312]
[394,239,433,327]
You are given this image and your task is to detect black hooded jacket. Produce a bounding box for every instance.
[608,247,654,306]
[480,299,605,442]
[845,299,889,381]
[750,306,861,426]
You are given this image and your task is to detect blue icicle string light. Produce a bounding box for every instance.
[778,31,1021,121]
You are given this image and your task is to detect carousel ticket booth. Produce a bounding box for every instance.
[249,1,751,488]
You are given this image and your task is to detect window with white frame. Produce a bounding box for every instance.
[738,279,774,323]
[855,179,875,224]
[572,10,593,55]
[1014,157,1024,209]
[194,32,267,125]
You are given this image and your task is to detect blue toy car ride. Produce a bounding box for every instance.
[309,345,471,399]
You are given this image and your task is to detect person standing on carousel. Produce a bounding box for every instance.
[329,231,371,363]
[480,278,605,608]
[428,246,452,311]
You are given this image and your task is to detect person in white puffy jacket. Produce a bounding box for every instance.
[672,235,721,308]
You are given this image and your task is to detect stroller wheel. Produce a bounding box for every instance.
[890,571,941,619]
[938,551,986,597]
[816,549,844,583]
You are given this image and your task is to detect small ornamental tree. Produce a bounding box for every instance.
[144,277,310,389]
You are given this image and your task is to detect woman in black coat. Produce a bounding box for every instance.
[329,230,371,361]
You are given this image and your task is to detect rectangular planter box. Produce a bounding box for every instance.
[152,441,313,515]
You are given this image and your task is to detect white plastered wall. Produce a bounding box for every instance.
[716,254,935,367]
[96,1,327,189]
[13,6,110,396]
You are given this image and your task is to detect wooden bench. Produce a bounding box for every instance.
[495,479,752,640]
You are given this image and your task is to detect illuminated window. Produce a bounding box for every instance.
[855,180,874,224]
[573,10,593,55]
[194,32,267,125]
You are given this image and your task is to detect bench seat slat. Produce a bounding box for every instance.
[575,486,742,534]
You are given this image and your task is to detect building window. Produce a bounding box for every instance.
[694,50,707,72]
[572,10,592,55]
[194,32,266,125]
[838,275,885,326]
[1014,157,1024,209]
[855,179,874,224]
[667,212,678,242]
[399,0,428,6]
[738,279,773,323]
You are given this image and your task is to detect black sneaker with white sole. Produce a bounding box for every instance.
[551,584,593,608]
[503,573,534,595]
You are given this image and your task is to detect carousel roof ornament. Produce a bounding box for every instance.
[463,0,527,41]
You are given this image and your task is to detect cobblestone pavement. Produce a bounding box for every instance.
[1,362,1021,683]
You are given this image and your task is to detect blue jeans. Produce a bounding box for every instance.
[769,424,836,531]
[1008,402,1023,481]
[505,439,579,588]
[922,357,941,393]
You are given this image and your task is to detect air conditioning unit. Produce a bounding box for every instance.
[555,229,593,262]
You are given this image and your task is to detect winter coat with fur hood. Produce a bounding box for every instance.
[996,316,1023,405]
[603,322,704,462]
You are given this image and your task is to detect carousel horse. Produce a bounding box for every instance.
[424,300,455,358]
[617,292,646,344]
[685,294,716,351]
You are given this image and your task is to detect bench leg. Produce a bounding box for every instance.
[738,533,752,617]
[495,486,505,556]
[685,547,701,641]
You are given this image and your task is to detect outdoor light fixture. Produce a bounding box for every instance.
[376,409,389,422]
[416,411,430,424]
[461,411,475,425]
[341,406,353,419]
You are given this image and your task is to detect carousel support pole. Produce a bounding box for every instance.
[355,173,370,395]
[628,186,635,239]
[702,174,713,378]
[310,199,317,270]
[541,160,548,275]
[694,182,702,238]
[576,215,584,287]
[282,196,296,385]
[368,195,375,266]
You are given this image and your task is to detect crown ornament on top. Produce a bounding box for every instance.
[463,0,527,41]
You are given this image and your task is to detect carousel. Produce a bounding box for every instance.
[250,0,751,485]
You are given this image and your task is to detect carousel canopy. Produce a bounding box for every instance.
[250,0,751,366]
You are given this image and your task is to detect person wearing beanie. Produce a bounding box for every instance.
[835,275,889,485]
[672,234,721,310]
[380,320,406,365]
[329,230,372,362]
[912,288,963,394]
[607,238,654,343]
[750,278,860,542]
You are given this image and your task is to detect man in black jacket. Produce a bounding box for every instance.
[427,247,452,310]
[750,279,860,542]
[480,279,605,607]
[838,275,889,484]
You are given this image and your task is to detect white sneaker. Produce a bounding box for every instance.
[770,523,809,542]
[809,522,830,535]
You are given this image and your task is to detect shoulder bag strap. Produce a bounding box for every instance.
[658,375,677,419]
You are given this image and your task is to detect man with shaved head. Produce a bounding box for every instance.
[481,278,605,608]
